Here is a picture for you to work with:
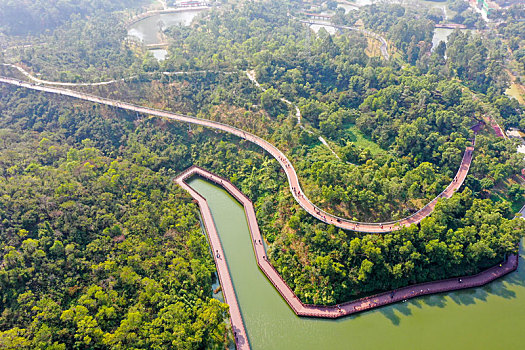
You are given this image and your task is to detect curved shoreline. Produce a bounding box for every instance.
[0,76,474,232]
[176,165,519,320]
[126,5,210,27]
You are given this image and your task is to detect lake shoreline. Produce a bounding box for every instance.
[176,165,520,320]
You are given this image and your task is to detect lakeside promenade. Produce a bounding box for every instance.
[0,76,475,233]
[1,72,518,350]
[177,166,519,321]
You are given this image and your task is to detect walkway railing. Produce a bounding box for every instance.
[177,166,520,319]
[175,170,250,350]
[0,76,475,233]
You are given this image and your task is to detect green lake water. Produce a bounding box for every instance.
[188,177,525,350]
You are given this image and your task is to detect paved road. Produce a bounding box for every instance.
[177,165,519,319]
[0,76,474,232]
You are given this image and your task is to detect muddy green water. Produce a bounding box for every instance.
[188,177,525,350]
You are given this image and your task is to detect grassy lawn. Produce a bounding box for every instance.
[505,83,525,105]
[344,124,386,155]
[490,192,524,214]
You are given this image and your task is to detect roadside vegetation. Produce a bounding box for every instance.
[0,0,523,346]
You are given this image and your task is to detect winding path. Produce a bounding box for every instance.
[2,64,232,87]
[0,76,473,233]
[177,165,519,321]
[5,63,340,158]
[246,70,302,125]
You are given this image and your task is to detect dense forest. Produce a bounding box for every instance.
[0,0,144,35]
[95,0,522,222]
[0,89,232,348]
[0,0,524,346]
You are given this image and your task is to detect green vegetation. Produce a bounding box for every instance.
[344,124,386,156]
[0,0,524,344]
[0,88,232,348]
[272,188,523,304]
[16,15,142,82]
[0,0,144,35]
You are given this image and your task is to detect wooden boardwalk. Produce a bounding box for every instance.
[177,166,519,321]
[175,168,250,350]
[0,77,476,233]
[1,77,519,348]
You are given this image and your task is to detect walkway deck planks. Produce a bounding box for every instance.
[177,166,519,321]
[0,77,476,233]
[0,76,519,349]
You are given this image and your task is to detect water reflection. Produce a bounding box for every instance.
[128,10,202,45]
[150,48,168,61]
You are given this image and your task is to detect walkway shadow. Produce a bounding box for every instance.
[232,325,249,349]
[378,249,524,325]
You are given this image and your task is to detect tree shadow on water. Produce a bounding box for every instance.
[448,288,483,306]
[501,253,525,288]
[475,251,525,300]
[421,294,447,308]
[482,281,517,299]
[378,247,525,326]
[378,300,414,326]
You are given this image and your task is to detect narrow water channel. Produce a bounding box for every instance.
[188,177,525,350]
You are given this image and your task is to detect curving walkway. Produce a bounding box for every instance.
[7,63,363,161]
[176,167,250,350]
[176,165,519,320]
[3,64,131,86]
[1,64,232,87]
[0,76,473,233]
